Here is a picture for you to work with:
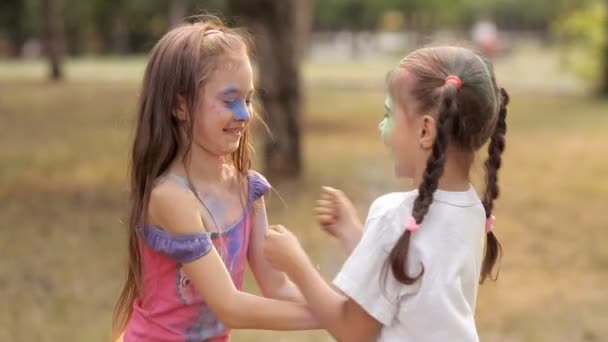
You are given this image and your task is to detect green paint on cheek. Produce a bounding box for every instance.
[380,97,394,141]
[380,96,398,175]
[380,117,392,141]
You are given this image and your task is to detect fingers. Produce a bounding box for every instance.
[316,199,337,214]
[320,190,335,201]
[317,214,335,225]
[315,206,334,216]
[265,225,283,239]
[321,186,343,198]
[321,186,350,208]
[315,199,337,226]
[316,199,334,208]
[268,224,287,233]
[320,187,340,202]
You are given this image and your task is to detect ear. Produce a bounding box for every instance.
[418,114,436,150]
[173,95,188,121]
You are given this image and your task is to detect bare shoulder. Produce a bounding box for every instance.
[148,178,207,234]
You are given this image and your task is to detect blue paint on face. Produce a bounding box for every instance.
[223,86,250,120]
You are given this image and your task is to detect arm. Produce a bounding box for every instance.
[148,183,318,330]
[248,197,306,302]
[289,252,381,341]
[264,226,381,341]
[184,247,316,329]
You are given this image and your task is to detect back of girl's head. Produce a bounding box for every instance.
[385,46,508,285]
[113,15,254,333]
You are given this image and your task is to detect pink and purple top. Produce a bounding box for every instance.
[124,171,270,342]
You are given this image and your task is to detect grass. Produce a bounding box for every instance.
[1,49,607,341]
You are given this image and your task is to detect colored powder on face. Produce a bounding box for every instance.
[223,86,250,120]
[380,96,394,141]
[380,96,399,175]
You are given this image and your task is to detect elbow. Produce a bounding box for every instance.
[332,330,355,342]
[216,310,237,329]
[216,308,239,329]
[219,316,242,330]
[325,322,356,342]
[334,332,374,342]
[214,292,247,329]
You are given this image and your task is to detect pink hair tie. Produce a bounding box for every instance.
[445,75,463,89]
[485,215,496,233]
[204,29,222,36]
[405,216,420,233]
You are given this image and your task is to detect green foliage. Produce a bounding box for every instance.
[553,0,606,83]
[1,0,601,55]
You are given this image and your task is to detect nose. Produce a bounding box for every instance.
[230,99,251,121]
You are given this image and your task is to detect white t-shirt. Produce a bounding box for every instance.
[333,187,486,342]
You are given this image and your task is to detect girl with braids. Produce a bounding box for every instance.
[263,46,508,341]
[113,16,319,342]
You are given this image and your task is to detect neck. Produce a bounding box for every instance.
[413,147,472,192]
[177,143,225,184]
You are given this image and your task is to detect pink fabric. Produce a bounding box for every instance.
[124,172,269,341]
[124,213,252,342]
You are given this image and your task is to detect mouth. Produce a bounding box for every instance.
[223,126,244,136]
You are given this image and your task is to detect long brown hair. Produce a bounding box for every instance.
[386,46,507,285]
[112,15,256,333]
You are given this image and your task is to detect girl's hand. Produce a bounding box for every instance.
[315,187,363,253]
[263,225,310,276]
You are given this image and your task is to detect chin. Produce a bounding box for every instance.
[224,141,241,154]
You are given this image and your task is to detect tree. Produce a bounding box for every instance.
[553,0,607,96]
[111,1,129,54]
[601,0,608,96]
[169,0,188,28]
[0,0,26,57]
[228,0,311,178]
[41,0,64,80]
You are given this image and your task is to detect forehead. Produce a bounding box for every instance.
[205,53,253,92]
[389,68,419,114]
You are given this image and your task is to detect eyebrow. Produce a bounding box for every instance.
[222,86,255,97]
[223,87,239,96]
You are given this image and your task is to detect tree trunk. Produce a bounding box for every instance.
[228,0,311,178]
[111,5,129,55]
[41,0,64,81]
[294,0,312,61]
[169,0,188,28]
[3,0,25,57]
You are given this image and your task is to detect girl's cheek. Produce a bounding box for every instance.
[380,117,394,145]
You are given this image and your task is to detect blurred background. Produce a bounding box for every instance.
[1,0,607,341]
